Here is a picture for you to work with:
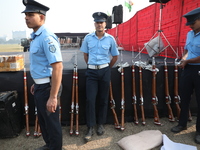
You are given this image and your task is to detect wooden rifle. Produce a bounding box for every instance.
[132,48,139,125]
[109,82,120,129]
[138,54,145,125]
[23,53,30,136]
[75,52,79,135]
[69,54,76,135]
[174,58,181,121]
[120,50,125,131]
[151,57,161,125]
[132,64,139,125]
[164,58,175,122]
[70,52,79,135]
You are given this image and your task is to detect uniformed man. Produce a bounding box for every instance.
[22,0,63,149]
[80,12,119,142]
[171,7,200,144]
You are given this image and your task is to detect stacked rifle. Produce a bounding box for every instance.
[132,50,146,125]
[23,52,42,137]
[69,52,79,136]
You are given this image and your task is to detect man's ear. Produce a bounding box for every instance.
[40,14,45,21]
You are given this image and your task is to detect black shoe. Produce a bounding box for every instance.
[35,145,49,150]
[84,127,94,142]
[195,132,200,144]
[97,124,105,136]
[171,125,187,133]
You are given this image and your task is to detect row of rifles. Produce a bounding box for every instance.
[110,50,193,131]
[22,51,193,137]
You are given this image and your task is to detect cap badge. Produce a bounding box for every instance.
[98,12,101,16]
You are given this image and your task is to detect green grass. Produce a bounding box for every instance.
[0,44,24,52]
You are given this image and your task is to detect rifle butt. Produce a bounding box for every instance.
[121,108,125,131]
[140,105,146,125]
[37,124,41,137]
[111,109,120,129]
[153,105,161,125]
[166,103,175,122]
[75,112,79,136]
[69,108,74,135]
[34,115,38,137]
[25,107,30,136]
[175,102,181,121]
[133,104,139,125]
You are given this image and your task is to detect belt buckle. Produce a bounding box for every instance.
[97,65,100,69]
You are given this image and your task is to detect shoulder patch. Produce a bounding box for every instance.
[49,45,56,53]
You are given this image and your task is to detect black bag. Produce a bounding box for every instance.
[0,91,22,138]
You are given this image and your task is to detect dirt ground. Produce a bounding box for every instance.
[1,116,200,150]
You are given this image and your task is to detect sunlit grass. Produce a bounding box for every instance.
[0,44,24,52]
[174,125,196,136]
[62,137,112,150]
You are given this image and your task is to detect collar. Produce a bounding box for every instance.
[31,25,45,39]
[91,32,109,38]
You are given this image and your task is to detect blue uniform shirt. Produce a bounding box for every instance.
[184,30,200,65]
[80,32,119,65]
[29,25,63,79]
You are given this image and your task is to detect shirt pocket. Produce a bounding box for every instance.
[101,45,110,54]
[30,44,40,54]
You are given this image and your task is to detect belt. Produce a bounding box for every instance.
[88,63,109,69]
[33,77,50,84]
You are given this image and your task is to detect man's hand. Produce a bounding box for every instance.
[46,97,57,113]
[30,84,34,95]
[178,60,187,69]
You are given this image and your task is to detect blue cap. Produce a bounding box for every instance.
[22,0,49,15]
[92,12,108,22]
[183,7,200,26]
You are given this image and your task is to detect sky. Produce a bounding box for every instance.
[0,0,153,39]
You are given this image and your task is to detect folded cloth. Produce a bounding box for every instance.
[161,134,197,150]
[117,130,162,150]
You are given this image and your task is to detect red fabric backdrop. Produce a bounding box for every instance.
[106,0,200,58]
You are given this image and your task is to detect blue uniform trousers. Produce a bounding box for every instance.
[34,83,62,150]
[179,65,200,132]
[85,67,110,127]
